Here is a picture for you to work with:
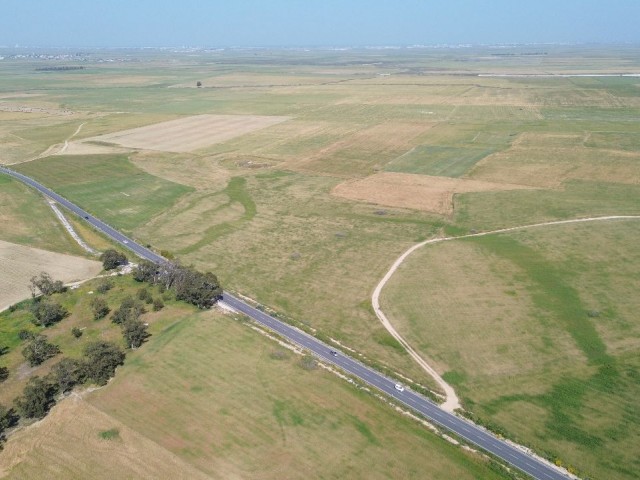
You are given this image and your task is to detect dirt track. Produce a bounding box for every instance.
[372,215,640,412]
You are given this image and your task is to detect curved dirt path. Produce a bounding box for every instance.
[372,215,640,412]
[58,122,85,154]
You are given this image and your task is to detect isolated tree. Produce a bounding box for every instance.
[14,376,57,419]
[29,272,66,297]
[100,249,128,270]
[122,318,149,349]
[82,341,125,385]
[51,357,85,393]
[90,297,110,320]
[71,327,83,338]
[196,81,202,87]
[30,300,68,327]
[21,335,60,367]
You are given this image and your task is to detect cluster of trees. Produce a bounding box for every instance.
[12,341,125,420]
[110,296,150,349]
[134,261,222,309]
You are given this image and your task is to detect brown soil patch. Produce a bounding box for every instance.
[84,114,290,153]
[332,172,532,214]
[0,395,212,480]
[0,240,101,311]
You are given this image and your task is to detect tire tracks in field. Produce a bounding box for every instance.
[372,214,640,412]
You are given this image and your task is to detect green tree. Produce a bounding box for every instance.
[71,327,83,338]
[51,357,85,393]
[0,404,19,435]
[14,376,57,419]
[29,272,66,297]
[21,335,60,367]
[174,269,222,309]
[30,300,68,327]
[133,260,157,283]
[111,296,145,325]
[90,297,110,320]
[122,318,149,349]
[82,341,125,386]
[100,249,128,270]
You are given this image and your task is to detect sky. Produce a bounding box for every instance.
[1,0,639,48]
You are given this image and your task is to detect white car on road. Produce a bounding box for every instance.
[394,383,405,392]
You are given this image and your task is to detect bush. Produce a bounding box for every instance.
[21,335,60,367]
[137,287,150,301]
[152,297,164,311]
[90,297,110,320]
[18,329,34,341]
[96,279,113,294]
[0,366,9,383]
[100,249,128,270]
[71,327,83,338]
[30,300,68,327]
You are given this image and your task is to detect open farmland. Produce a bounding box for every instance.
[0,240,101,311]
[0,277,510,480]
[332,172,532,215]
[83,114,290,153]
[381,220,640,479]
[1,46,640,478]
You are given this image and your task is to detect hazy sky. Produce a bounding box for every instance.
[2,0,639,47]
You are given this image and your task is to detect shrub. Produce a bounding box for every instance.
[152,297,164,311]
[96,279,113,294]
[71,327,83,338]
[90,297,110,320]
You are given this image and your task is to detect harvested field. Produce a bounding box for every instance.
[0,240,101,311]
[0,395,212,480]
[84,114,290,153]
[332,172,532,215]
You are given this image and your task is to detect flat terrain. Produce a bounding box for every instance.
[0,240,101,311]
[381,220,640,479]
[83,114,290,153]
[332,172,532,215]
[0,45,639,477]
[0,277,509,479]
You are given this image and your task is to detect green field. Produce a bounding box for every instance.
[1,45,640,478]
[14,155,193,233]
[382,221,640,479]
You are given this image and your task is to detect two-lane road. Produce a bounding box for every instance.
[0,166,570,480]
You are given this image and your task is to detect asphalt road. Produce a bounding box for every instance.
[0,165,570,480]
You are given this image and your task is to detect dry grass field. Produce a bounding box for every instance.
[0,278,509,480]
[332,172,532,215]
[0,240,101,311]
[84,114,290,153]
